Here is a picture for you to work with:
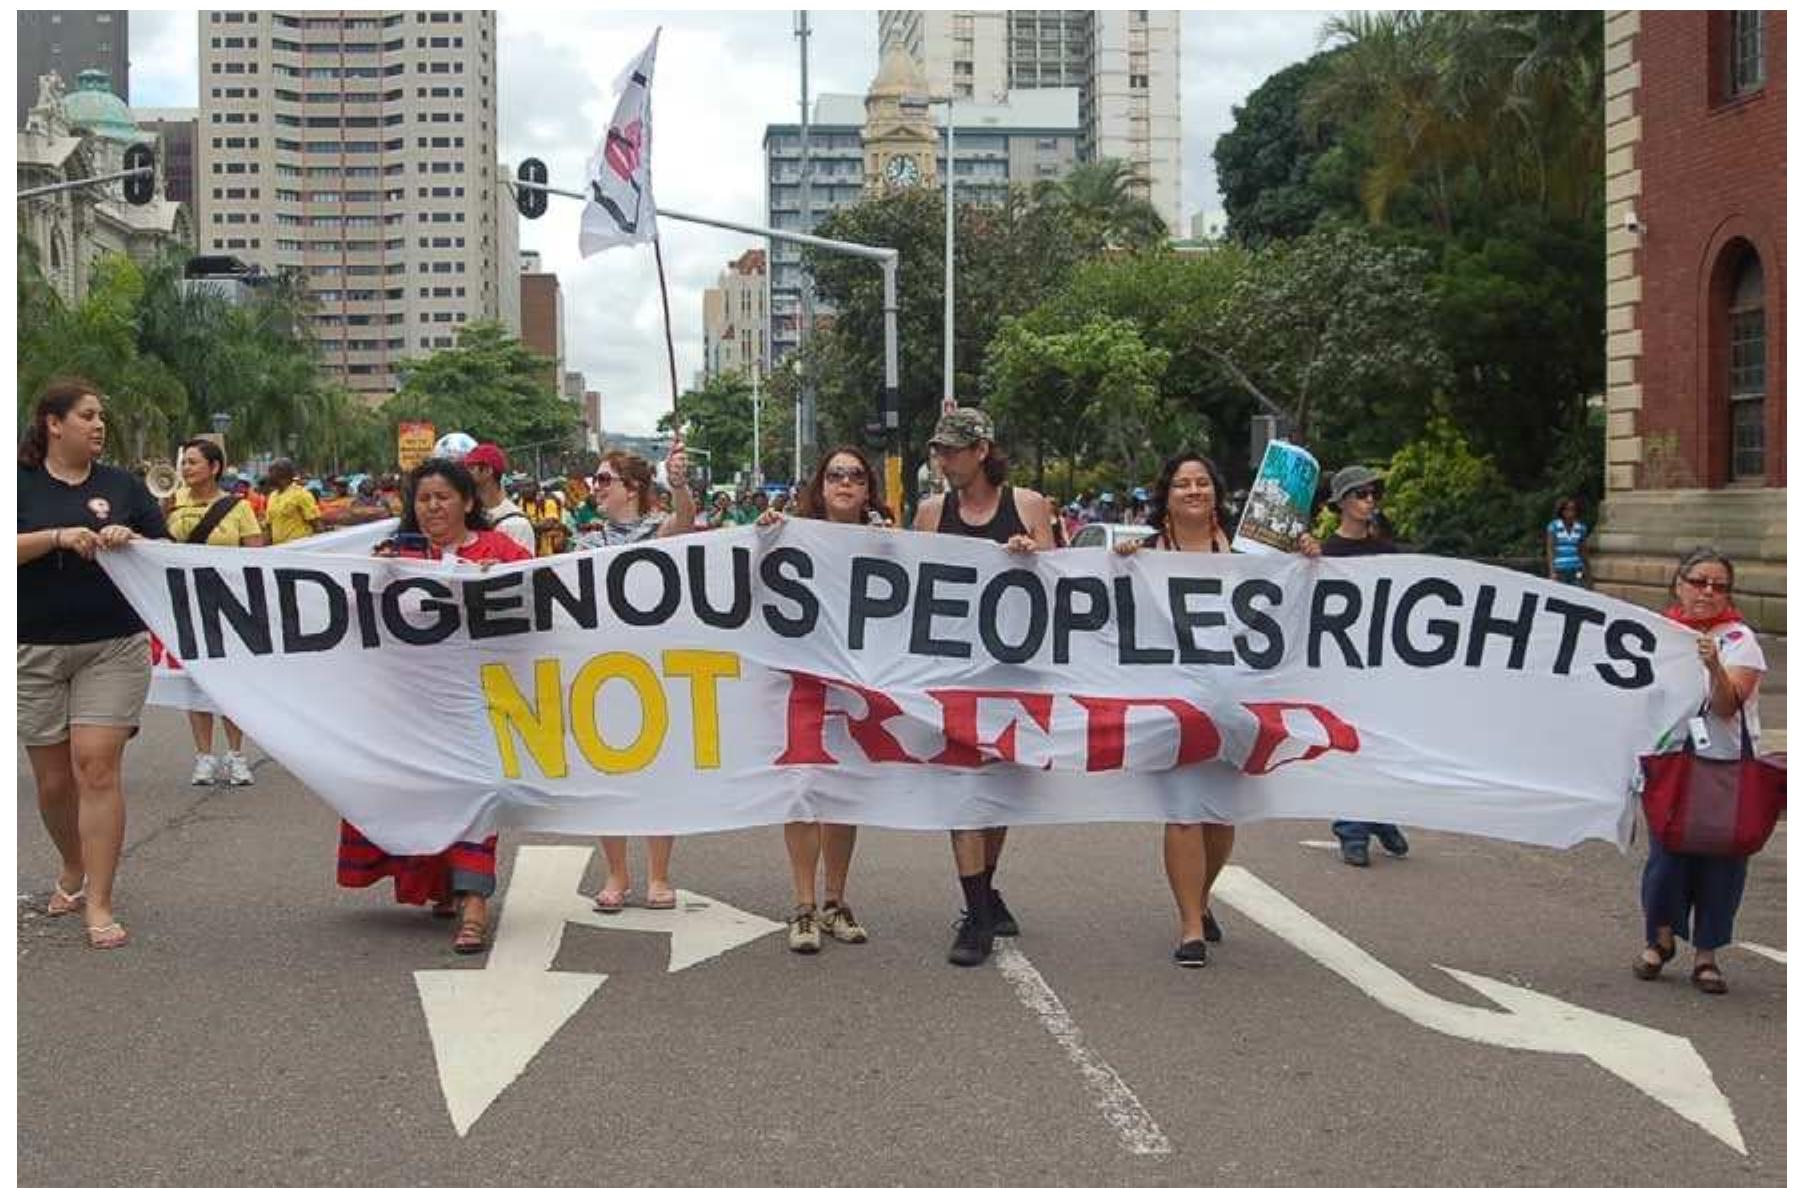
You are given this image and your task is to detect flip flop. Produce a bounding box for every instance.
[644,887,677,910]
[47,881,86,917]
[592,886,632,914]
[86,921,129,950]
[452,918,489,955]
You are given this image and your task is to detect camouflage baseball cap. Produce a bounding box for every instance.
[929,406,995,448]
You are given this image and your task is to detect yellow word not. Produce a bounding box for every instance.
[482,650,741,778]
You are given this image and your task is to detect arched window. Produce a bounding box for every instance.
[1728,248,1766,480]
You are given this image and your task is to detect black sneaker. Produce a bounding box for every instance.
[1376,826,1410,857]
[1202,910,1222,944]
[948,911,995,967]
[1341,841,1371,867]
[989,889,1019,938]
[1173,939,1208,967]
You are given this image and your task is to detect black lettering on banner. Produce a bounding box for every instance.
[167,568,199,659]
[848,557,909,649]
[1466,585,1538,671]
[380,576,460,645]
[1308,580,1364,668]
[760,547,818,637]
[978,570,1048,664]
[911,562,975,659]
[533,557,598,630]
[1543,597,1606,676]
[465,570,531,639]
[1168,577,1232,666]
[195,567,272,657]
[1390,578,1462,667]
[607,548,680,627]
[1365,578,1392,666]
[1053,576,1109,664]
[689,545,753,629]
[276,568,349,653]
[1115,576,1174,665]
[351,571,382,648]
[1597,618,1656,689]
[1231,578,1285,669]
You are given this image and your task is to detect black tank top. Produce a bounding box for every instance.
[939,486,1028,543]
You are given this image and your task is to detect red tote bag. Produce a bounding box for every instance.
[1640,716,1786,857]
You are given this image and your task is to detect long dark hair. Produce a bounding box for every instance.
[794,444,891,524]
[20,377,103,468]
[1146,452,1231,540]
[180,437,226,486]
[399,459,490,534]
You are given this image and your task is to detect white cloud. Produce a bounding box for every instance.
[130,10,1337,437]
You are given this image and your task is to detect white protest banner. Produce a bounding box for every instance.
[102,521,1704,855]
[579,28,660,257]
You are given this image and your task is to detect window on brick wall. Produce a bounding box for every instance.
[1728,249,1767,481]
[1729,12,1767,98]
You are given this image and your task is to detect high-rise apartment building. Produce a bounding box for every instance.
[877,9,1182,229]
[17,11,129,129]
[701,249,768,382]
[195,10,509,400]
[519,250,565,399]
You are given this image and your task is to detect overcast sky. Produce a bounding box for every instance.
[129,10,1333,437]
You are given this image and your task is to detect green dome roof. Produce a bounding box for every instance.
[61,69,141,142]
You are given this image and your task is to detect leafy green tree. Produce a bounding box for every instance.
[1382,417,1529,557]
[1213,55,1362,245]
[656,370,759,482]
[382,321,579,459]
[1029,158,1168,252]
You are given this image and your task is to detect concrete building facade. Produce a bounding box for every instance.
[519,250,565,399]
[135,107,199,212]
[195,9,505,400]
[17,11,129,129]
[876,9,1182,228]
[701,248,768,382]
[1595,10,1786,632]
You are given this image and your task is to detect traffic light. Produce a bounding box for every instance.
[122,143,155,206]
[516,158,548,219]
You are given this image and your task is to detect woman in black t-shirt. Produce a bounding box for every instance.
[16,378,167,951]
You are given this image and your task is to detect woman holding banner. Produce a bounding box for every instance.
[339,459,533,954]
[1117,452,1237,968]
[17,378,169,950]
[758,446,891,951]
[1633,548,1768,996]
[168,438,266,788]
[577,445,698,914]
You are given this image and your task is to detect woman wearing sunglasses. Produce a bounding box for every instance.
[1633,547,1768,995]
[577,445,698,913]
[758,446,891,952]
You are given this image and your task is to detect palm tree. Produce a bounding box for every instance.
[1031,159,1167,251]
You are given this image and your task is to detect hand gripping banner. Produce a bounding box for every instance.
[100,521,1704,855]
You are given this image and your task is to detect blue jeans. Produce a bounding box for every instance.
[1333,821,1403,847]
[1641,836,1748,950]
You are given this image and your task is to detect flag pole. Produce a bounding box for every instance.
[652,234,681,443]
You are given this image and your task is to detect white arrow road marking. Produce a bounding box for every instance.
[993,941,1172,1157]
[415,846,607,1137]
[1213,867,1747,1155]
[1737,942,1786,965]
[565,889,783,972]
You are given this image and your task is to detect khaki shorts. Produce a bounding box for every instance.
[17,633,152,748]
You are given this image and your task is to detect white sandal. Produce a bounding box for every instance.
[46,881,86,917]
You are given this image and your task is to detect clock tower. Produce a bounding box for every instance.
[862,46,937,198]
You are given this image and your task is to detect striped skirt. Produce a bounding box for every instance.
[335,821,498,905]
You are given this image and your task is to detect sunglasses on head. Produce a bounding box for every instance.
[1681,575,1731,593]
[825,467,868,484]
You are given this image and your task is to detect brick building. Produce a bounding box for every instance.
[1597,10,1786,632]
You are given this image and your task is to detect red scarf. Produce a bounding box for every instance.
[1664,604,1746,632]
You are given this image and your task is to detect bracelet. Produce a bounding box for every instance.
[53,528,64,551]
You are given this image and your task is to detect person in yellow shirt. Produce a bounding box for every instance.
[264,458,322,544]
[167,439,267,787]
[517,478,566,557]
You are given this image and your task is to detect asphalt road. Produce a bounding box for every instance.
[17,707,1787,1185]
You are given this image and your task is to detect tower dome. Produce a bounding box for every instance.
[60,69,142,143]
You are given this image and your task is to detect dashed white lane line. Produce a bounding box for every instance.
[1737,942,1786,965]
[992,941,1172,1157]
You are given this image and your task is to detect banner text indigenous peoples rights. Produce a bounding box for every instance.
[100,521,1704,855]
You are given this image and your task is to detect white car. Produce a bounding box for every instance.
[1069,523,1156,549]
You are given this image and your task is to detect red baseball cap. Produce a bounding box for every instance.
[464,443,507,472]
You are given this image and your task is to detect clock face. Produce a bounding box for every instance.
[884,154,920,188]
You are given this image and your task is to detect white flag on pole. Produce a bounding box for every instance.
[580,29,660,256]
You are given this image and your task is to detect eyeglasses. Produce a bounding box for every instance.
[592,473,617,487]
[1345,486,1383,501]
[825,467,868,485]
[1680,576,1732,593]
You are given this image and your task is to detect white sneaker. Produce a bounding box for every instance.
[224,751,255,787]
[190,753,219,785]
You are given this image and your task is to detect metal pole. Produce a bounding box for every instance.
[16,165,152,201]
[751,361,762,489]
[796,10,817,459]
[943,95,955,411]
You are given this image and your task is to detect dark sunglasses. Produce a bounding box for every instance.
[592,473,618,487]
[1680,576,1731,593]
[1345,485,1383,501]
[825,467,868,484]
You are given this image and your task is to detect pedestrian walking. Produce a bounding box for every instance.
[167,437,265,788]
[912,407,1058,967]
[264,457,321,544]
[1632,548,1768,995]
[1546,497,1591,586]
[16,378,169,950]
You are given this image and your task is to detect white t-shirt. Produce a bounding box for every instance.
[486,496,537,555]
[1669,621,1767,760]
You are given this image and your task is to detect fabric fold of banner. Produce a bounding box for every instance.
[101,521,1704,855]
[580,28,660,257]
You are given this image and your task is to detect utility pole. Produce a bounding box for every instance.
[795,10,817,467]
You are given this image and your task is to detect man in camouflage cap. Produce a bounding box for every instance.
[912,404,1058,968]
